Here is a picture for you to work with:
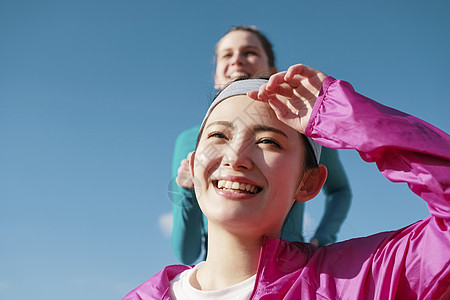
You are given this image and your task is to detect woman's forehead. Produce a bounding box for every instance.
[217,30,261,52]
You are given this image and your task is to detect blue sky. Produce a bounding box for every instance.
[0,0,449,299]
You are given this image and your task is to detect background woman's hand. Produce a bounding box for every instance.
[248,64,327,134]
[176,152,194,188]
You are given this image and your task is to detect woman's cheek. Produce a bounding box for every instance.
[266,154,299,182]
[193,143,221,180]
[195,142,220,168]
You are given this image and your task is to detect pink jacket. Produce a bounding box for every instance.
[123,77,450,299]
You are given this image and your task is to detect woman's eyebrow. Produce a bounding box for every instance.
[205,121,234,130]
[253,125,288,138]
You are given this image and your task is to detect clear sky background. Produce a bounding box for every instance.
[0,0,449,299]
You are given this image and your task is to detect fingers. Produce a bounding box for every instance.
[267,98,289,119]
[187,151,193,160]
[288,74,318,101]
[285,64,327,96]
[251,74,292,102]
[254,75,316,104]
[248,64,327,104]
[285,64,327,81]
[176,158,194,188]
[247,72,288,102]
[285,64,311,80]
[247,90,259,100]
[265,71,287,91]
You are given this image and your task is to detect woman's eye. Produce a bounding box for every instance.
[208,132,227,139]
[257,138,281,148]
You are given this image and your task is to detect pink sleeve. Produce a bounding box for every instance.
[301,78,450,298]
[306,77,450,218]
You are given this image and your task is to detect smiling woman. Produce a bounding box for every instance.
[123,66,450,299]
[214,28,276,89]
[192,91,325,241]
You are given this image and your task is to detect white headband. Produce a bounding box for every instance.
[201,79,322,164]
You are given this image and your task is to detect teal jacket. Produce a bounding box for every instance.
[170,125,352,264]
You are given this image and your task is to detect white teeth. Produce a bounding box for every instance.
[216,180,259,194]
[218,180,225,189]
[231,182,240,189]
[230,71,248,79]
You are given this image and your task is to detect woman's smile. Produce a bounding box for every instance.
[215,179,261,194]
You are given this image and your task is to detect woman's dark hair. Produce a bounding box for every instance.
[218,25,276,68]
[301,134,319,169]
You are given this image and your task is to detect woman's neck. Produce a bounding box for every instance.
[190,224,264,291]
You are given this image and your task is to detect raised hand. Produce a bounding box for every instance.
[247,64,327,134]
[176,152,194,188]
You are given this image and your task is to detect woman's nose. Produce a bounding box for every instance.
[222,139,253,170]
[230,53,244,65]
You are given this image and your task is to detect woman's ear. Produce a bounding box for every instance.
[189,151,196,181]
[294,164,327,203]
